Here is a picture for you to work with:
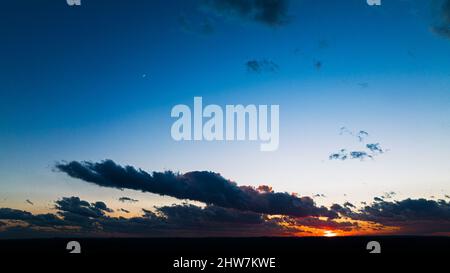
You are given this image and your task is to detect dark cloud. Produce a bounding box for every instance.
[357,131,369,142]
[93,201,114,213]
[432,25,450,38]
[55,160,337,219]
[158,204,265,226]
[119,208,130,214]
[330,128,386,161]
[1,197,299,238]
[443,0,450,22]
[339,127,369,142]
[329,149,348,161]
[129,204,288,237]
[314,60,322,70]
[0,208,65,227]
[331,198,450,235]
[118,197,139,203]
[339,127,352,136]
[246,59,279,73]
[25,199,34,205]
[340,198,450,235]
[432,0,450,38]
[3,196,450,237]
[256,185,273,193]
[343,202,355,208]
[0,208,35,221]
[55,196,113,219]
[366,143,384,153]
[292,217,358,232]
[382,191,396,199]
[202,0,290,27]
[330,203,353,216]
[349,151,373,160]
[329,149,372,161]
[141,208,155,217]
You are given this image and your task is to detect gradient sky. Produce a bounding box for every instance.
[0,0,449,219]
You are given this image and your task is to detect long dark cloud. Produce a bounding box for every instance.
[118,197,139,203]
[202,0,290,27]
[55,160,337,219]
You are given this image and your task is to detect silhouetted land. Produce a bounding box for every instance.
[1,236,449,254]
[0,237,448,270]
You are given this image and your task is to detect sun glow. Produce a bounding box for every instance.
[323,230,337,237]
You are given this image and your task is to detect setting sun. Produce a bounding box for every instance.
[323,231,338,237]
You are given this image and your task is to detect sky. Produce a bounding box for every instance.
[0,0,450,238]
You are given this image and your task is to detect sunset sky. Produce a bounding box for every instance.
[0,0,450,238]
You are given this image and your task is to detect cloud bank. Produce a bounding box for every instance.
[0,197,299,238]
[55,160,336,219]
[332,198,450,235]
[2,195,450,238]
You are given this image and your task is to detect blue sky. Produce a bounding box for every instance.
[0,0,449,217]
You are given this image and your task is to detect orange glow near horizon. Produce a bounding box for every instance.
[288,217,403,237]
[323,230,338,237]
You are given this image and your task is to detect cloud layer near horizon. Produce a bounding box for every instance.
[0,197,301,238]
[55,160,337,219]
[2,195,450,238]
[1,160,449,238]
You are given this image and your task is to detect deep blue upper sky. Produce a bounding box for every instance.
[0,0,449,213]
